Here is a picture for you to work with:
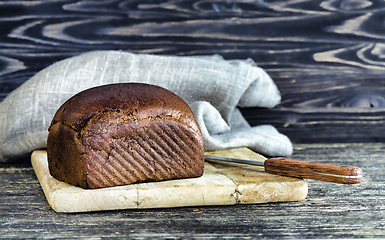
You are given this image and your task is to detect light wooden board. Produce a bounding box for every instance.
[31,147,307,213]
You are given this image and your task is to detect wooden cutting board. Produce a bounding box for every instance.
[31,147,307,213]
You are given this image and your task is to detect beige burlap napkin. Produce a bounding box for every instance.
[0,51,292,162]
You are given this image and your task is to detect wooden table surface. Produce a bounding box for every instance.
[1,143,383,239]
[1,1,385,239]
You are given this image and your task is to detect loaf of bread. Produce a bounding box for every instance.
[47,83,205,189]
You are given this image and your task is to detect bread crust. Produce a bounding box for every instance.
[47,83,204,189]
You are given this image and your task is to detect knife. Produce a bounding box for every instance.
[204,155,363,184]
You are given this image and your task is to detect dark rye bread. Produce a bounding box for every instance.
[47,83,204,189]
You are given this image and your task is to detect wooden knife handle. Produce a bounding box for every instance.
[264,158,363,184]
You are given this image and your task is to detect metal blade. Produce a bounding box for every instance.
[204,155,265,167]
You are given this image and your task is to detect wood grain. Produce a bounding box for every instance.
[0,143,383,239]
[31,148,306,213]
[1,0,385,143]
[265,157,363,184]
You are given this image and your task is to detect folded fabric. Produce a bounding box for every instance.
[0,51,292,162]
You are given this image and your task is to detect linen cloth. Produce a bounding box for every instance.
[0,51,292,162]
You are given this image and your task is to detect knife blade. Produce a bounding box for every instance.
[204,155,362,184]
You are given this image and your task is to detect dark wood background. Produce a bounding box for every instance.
[1,2,384,238]
[1,0,385,144]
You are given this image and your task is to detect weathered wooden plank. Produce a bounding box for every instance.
[0,143,384,239]
[241,107,385,142]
